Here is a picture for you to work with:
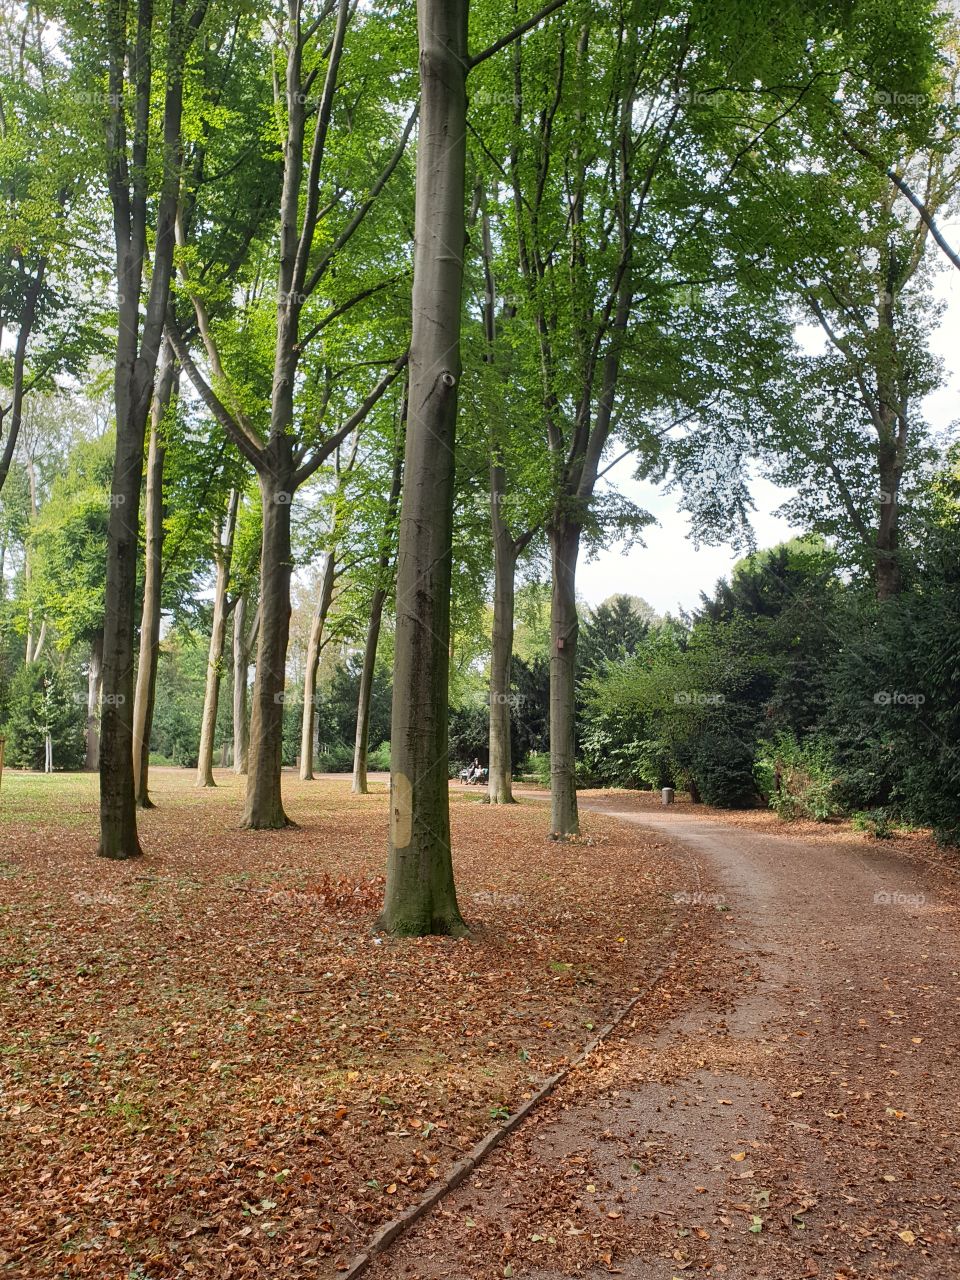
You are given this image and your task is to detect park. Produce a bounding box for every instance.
[1,0,960,1275]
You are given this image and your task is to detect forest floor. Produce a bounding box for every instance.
[371,790,960,1279]
[0,768,697,1280]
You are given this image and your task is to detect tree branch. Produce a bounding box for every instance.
[468,0,570,70]
[164,312,266,471]
[292,353,407,487]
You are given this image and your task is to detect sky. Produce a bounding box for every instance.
[578,217,960,618]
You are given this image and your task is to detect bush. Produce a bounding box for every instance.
[367,740,391,771]
[851,808,894,839]
[315,741,353,773]
[756,733,837,821]
[690,726,758,808]
[2,662,86,771]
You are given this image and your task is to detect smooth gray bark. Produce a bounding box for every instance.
[352,437,403,794]
[232,594,257,775]
[196,488,238,786]
[242,462,294,828]
[85,631,104,772]
[549,519,581,836]
[133,343,175,807]
[488,465,517,805]
[299,551,336,780]
[99,0,202,859]
[379,0,469,936]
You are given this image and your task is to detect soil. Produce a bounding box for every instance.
[367,793,960,1279]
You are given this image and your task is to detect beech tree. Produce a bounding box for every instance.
[0,6,103,497]
[378,0,570,934]
[298,430,361,781]
[195,488,239,785]
[167,0,412,827]
[75,0,212,859]
[132,344,178,806]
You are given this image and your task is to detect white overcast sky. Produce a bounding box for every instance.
[578,219,960,617]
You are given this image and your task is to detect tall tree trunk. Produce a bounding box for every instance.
[85,631,104,772]
[99,358,157,857]
[488,466,517,804]
[873,253,906,602]
[99,0,194,859]
[352,581,388,795]
[233,594,253,775]
[242,464,294,828]
[876,444,901,601]
[353,423,404,794]
[196,489,239,787]
[133,343,175,807]
[24,457,38,664]
[378,0,468,937]
[299,551,337,781]
[549,518,581,837]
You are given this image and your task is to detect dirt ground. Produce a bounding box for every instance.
[368,793,960,1279]
[0,770,697,1279]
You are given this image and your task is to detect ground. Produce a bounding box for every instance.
[1,773,958,1278]
[0,770,687,1279]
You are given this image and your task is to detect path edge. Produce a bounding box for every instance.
[340,949,676,1279]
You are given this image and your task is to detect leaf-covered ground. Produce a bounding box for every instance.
[0,770,698,1279]
[367,795,960,1279]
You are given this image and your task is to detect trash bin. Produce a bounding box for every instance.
[661,787,675,806]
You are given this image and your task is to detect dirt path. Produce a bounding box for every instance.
[368,797,960,1279]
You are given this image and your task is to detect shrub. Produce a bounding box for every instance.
[2,662,86,771]
[315,741,354,773]
[756,733,837,821]
[851,808,894,839]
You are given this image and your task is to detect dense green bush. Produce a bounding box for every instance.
[755,733,838,821]
[315,741,354,773]
[2,662,86,771]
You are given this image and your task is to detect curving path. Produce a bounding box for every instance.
[367,795,960,1279]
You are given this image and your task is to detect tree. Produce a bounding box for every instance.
[167,0,412,827]
[80,0,210,858]
[1,660,85,771]
[352,420,403,794]
[132,343,178,805]
[25,433,115,768]
[377,0,470,936]
[195,487,239,785]
[0,6,104,497]
[378,0,570,933]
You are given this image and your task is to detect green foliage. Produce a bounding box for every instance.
[755,733,838,822]
[851,809,894,840]
[150,631,232,768]
[26,434,113,650]
[2,661,85,771]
